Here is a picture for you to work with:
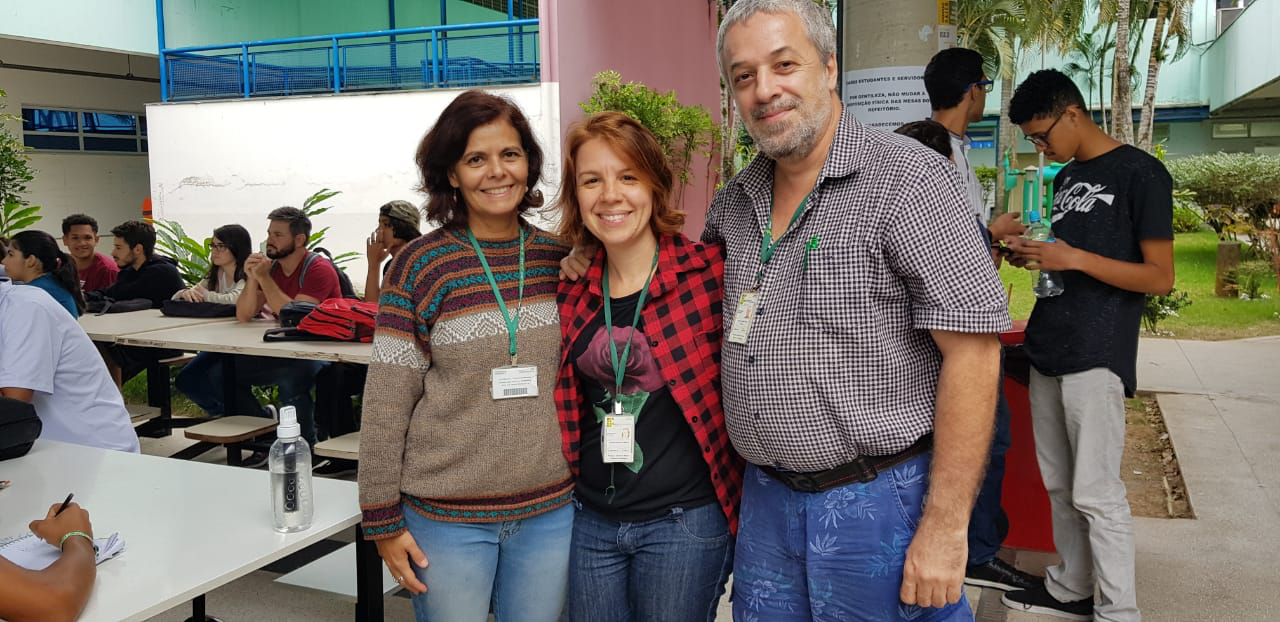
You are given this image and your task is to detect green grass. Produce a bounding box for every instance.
[999,230,1280,341]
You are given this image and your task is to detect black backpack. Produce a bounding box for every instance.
[0,396,41,461]
[276,248,357,300]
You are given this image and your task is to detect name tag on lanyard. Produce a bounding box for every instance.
[491,365,539,400]
[727,290,760,344]
[602,402,636,463]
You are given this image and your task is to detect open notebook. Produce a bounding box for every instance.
[0,532,125,570]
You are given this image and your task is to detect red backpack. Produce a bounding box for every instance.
[295,298,378,342]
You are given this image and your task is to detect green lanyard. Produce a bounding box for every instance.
[756,193,811,285]
[466,226,526,365]
[600,246,660,403]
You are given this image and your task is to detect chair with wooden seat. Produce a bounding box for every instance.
[173,405,278,466]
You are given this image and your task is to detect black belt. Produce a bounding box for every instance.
[759,434,934,493]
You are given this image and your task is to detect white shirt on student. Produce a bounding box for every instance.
[949,131,990,224]
[0,280,140,452]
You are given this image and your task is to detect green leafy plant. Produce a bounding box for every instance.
[0,89,41,237]
[1171,188,1203,234]
[152,219,212,286]
[581,71,720,207]
[1232,261,1272,300]
[301,188,360,267]
[1142,287,1192,334]
[1166,152,1280,243]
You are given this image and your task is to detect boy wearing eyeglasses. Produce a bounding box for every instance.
[1000,69,1174,622]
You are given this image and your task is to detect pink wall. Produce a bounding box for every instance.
[542,0,721,238]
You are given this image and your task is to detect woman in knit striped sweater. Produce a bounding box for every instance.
[358,90,574,621]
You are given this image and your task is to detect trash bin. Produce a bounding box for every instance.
[999,323,1055,553]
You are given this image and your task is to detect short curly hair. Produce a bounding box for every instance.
[1009,69,1088,125]
[415,90,544,229]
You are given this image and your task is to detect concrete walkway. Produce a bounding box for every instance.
[1002,336,1280,622]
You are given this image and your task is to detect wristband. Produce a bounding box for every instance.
[60,531,97,554]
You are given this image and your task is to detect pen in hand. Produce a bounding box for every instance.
[54,493,74,517]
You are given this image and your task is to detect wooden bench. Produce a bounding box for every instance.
[315,431,360,461]
[128,405,161,426]
[177,416,278,466]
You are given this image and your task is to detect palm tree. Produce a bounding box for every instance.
[1104,0,1136,143]
[955,0,1084,214]
[1063,26,1111,121]
[955,0,1023,80]
[1136,0,1192,150]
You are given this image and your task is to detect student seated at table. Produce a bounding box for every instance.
[2,230,85,318]
[179,208,341,456]
[363,199,422,303]
[93,220,185,305]
[93,220,186,387]
[171,224,250,304]
[0,279,139,452]
[0,501,98,622]
[61,213,119,292]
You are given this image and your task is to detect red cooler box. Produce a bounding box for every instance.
[999,323,1055,552]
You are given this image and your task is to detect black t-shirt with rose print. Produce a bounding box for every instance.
[571,289,717,522]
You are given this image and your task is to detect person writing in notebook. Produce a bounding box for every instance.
[0,501,97,622]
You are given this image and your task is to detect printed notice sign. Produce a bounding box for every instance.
[843,66,932,131]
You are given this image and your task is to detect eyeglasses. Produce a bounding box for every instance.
[209,243,228,251]
[969,80,994,94]
[1025,113,1065,148]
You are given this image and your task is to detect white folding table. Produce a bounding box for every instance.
[78,309,234,343]
[116,319,371,365]
[0,440,383,621]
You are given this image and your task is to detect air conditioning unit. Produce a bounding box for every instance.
[1217,7,1245,35]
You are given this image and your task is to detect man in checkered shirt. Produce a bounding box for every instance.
[713,1,1010,620]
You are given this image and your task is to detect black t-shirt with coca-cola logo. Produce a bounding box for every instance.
[1025,145,1173,396]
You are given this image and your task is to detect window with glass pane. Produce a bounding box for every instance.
[22,109,78,133]
[23,134,80,150]
[83,137,140,152]
[81,112,138,135]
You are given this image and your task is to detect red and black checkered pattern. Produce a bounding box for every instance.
[554,234,744,534]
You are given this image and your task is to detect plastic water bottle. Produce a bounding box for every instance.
[269,406,313,533]
[1024,210,1065,298]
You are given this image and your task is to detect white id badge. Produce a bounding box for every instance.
[491,365,539,400]
[602,414,636,463]
[727,290,760,344]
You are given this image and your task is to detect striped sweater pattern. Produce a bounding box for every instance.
[358,224,574,539]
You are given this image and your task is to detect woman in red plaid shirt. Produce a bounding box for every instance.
[554,111,744,622]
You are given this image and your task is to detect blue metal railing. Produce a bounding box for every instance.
[159,19,539,102]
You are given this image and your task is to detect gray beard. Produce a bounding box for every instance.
[751,101,832,162]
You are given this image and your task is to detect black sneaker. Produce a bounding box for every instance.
[240,450,270,469]
[965,557,1041,591]
[1002,582,1094,620]
[313,458,357,476]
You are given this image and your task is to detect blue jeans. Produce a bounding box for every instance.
[401,502,573,622]
[967,390,1012,565]
[567,501,732,622]
[733,455,973,622]
[174,352,326,444]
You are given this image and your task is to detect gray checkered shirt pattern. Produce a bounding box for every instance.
[704,110,1011,472]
